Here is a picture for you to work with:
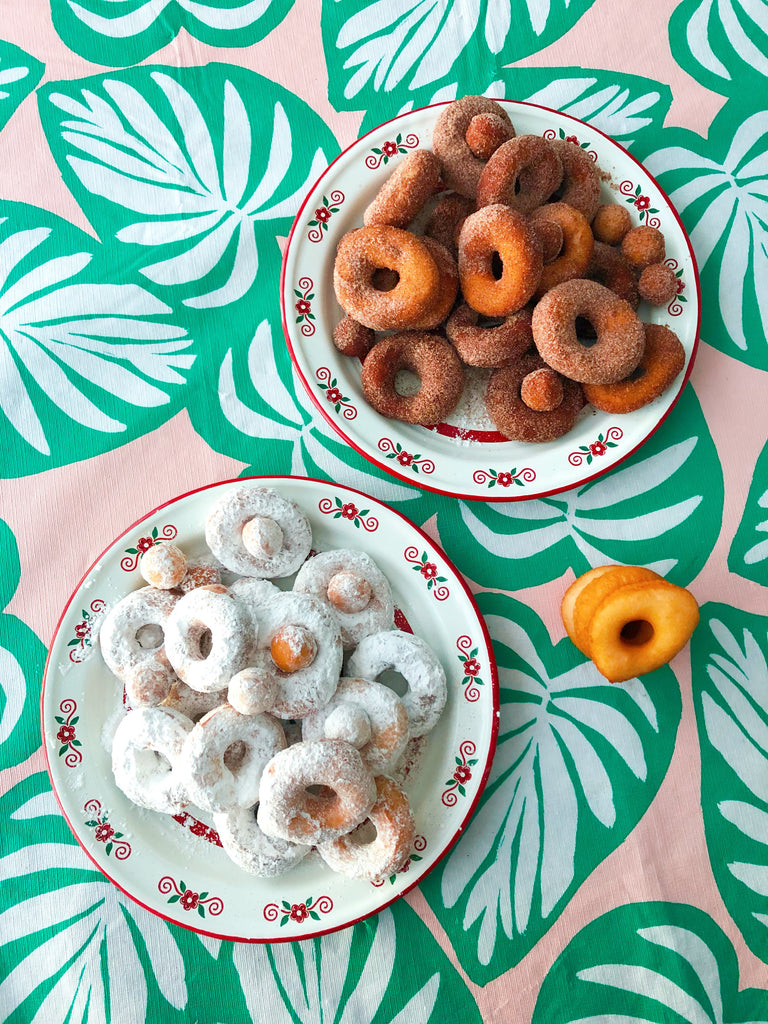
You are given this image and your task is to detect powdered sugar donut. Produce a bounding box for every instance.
[242,592,343,719]
[213,805,311,877]
[347,630,447,738]
[317,775,415,882]
[177,557,222,594]
[112,706,193,813]
[181,704,286,813]
[165,585,253,693]
[205,485,312,578]
[258,739,377,845]
[163,680,228,722]
[294,550,394,648]
[301,677,410,773]
[139,542,187,590]
[100,587,179,704]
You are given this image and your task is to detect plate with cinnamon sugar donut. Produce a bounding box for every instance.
[281,97,700,501]
[42,475,498,942]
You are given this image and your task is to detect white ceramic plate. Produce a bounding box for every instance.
[42,476,499,942]
[281,100,700,501]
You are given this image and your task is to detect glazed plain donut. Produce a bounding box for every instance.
[293,549,394,648]
[333,226,440,331]
[530,202,594,296]
[317,775,415,882]
[205,485,312,579]
[458,204,543,317]
[347,630,447,738]
[164,585,253,693]
[485,351,585,442]
[213,805,310,877]
[445,304,533,368]
[258,739,377,845]
[548,138,602,222]
[476,135,562,213]
[363,149,441,228]
[431,95,515,198]
[180,704,286,813]
[112,706,193,813]
[583,323,686,413]
[531,279,645,384]
[100,587,179,705]
[301,677,410,773]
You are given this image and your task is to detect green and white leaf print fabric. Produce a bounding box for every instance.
[670,0,768,95]
[0,40,43,131]
[729,441,768,585]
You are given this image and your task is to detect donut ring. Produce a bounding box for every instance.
[258,739,377,845]
[163,680,228,722]
[584,241,639,308]
[560,565,619,647]
[237,592,343,719]
[432,95,515,198]
[531,279,645,384]
[476,135,562,213]
[100,587,179,704]
[571,564,662,656]
[363,149,441,228]
[165,585,253,693]
[205,485,312,579]
[548,139,602,222]
[486,351,585,442]
[112,706,193,813]
[458,204,543,317]
[181,704,286,813]
[583,323,686,413]
[317,775,415,882]
[530,202,594,297]
[213,805,310,877]
[446,303,533,368]
[413,237,459,329]
[301,677,410,773]
[333,226,440,331]
[294,549,394,648]
[347,630,447,738]
[425,193,475,257]
[361,332,464,425]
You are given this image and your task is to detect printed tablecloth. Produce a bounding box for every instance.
[2,1,767,1021]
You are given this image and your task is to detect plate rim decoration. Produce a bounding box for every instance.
[42,475,500,943]
[281,99,701,503]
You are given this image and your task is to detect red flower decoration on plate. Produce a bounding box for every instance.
[83,799,131,859]
[264,895,333,925]
[159,876,223,918]
[55,699,82,765]
[318,496,378,531]
[378,438,435,474]
[443,741,478,806]
[404,547,449,600]
[121,525,178,571]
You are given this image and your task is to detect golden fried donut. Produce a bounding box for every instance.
[364,149,441,228]
[583,323,686,413]
[621,225,666,268]
[521,366,564,411]
[465,112,514,160]
[585,241,639,308]
[360,332,464,424]
[485,351,585,442]
[570,565,662,656]
[333,226,440,330]
[432,95,515,198]
[560,565,618,646]
[638,263,678,305]
[445,303,533,367]
[476,135,562,213]
[531,278,645,384]
[458,204,543,317]
[549,138,602,222]
[317,775,415,882]
[414,236,459,329]
[592,203,632,245]
[332,315,376,359]
[530,202,594,297]
[424,193,475,256]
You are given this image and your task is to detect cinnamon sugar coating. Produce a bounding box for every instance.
[363,149,441,228]
[583,322,685,413]
[465,112,515,160]
[446,303,533,367]
[432,95,515,198]
[585,241,639,308]
[521,367,565,412]
[361,332,464,424]
[476,135,562,214]
[621,225,666,268]
[424,193,475,257]
[592,203,632,245]
[458,204,543,317]
[332,315,376,359]
[548,139,602,222]
[530,202,594,297]
[638,262,678,305]
[486,351,585,442]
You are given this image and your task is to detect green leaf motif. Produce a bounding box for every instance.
[533,901,768,1022]
[729,439,768,585]
[691,603,768,964]
[669,0,768,96]
[0,40,43,133]
[420,594,681,983]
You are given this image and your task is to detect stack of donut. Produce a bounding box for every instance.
[101,485,448,883]
[331,95,687,440]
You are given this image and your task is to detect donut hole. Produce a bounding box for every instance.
[620,619,655,646]
[137,748,173,777]
[575,316,598,344]
[344,818,378,845]
[271,625,318,673]
[394,369,421,397]
[223,739,247,771]
[187,623,213,661]
[379,668,409,699]
[135,623,164,650]
[491,251,504,280]
[372,268,400,292]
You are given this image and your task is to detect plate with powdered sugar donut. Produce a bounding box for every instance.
[42,476,498,942]
[281,96,700,502]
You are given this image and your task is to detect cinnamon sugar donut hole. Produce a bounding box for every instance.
[332,315,376,359]
[363,149,441,228]
[530,202,594,297]
[458,204,543,317]
[521,367,565,412]
[592,203,632,245]
[432,95,515,198]
[532,279,645,385]
[465,112,514,161]
[638,263,678,305]
[621,225,666,268]
[583,323,686,413]
[476,135,562,214]
[486,352,585,442]
[361,332,464,424]
[446,304,533,368]
[548,139,602,222]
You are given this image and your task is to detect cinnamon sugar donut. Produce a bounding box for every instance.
[181,704,286,813]
[585,241,639,308]
[100,587,179,704]
[112,706,193,814]
[364,149,441,228]
[445,303,533,368]
[592,203,632,245]
[317,775,415,882]
[458,204,543,317]
[476,135,562,213]
[583,323,686,413]
[205,485,312,579]
[432,95,515,198]
[548,139,602,222]
[165,585,253,693]
[621,225,666,268]
[414,236,459,329]
[213,805,310,877]
[425,194,475,257]
[530,202,594,296]
[332,315,376,359]
[258,739,377,845]
[361,332,464,425]
[638,263,678,305]
[532,279,645,384]
[333,226,440,331]
[486,351,585,442]
[294,549,394,648]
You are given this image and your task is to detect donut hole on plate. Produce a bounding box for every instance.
[394,369,421,397]
[574,316,598,344]
[372,268,400,292]
[135,623,164,650]
[377,667,409,699]
[620,619,655,646]
[223,739,247,771]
